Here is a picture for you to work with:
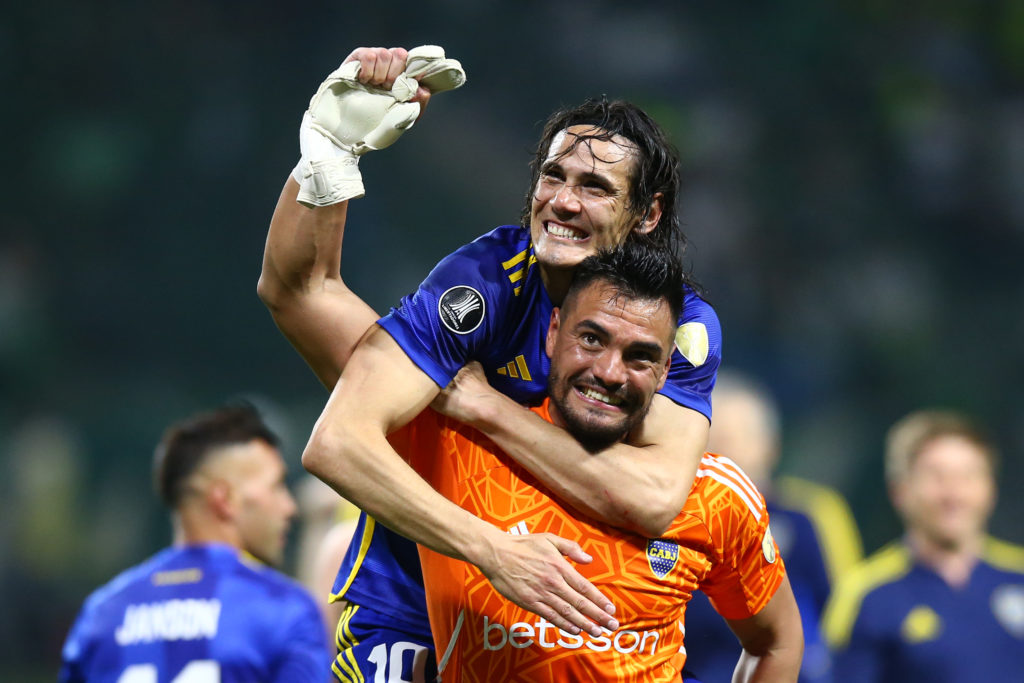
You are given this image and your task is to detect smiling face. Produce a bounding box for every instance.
[529,126,663,276]
[893,434,995,552]
[544,280,675,450]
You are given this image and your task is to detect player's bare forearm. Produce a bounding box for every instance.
[303,328,620,636]
[449,380,708,537]
[302,329,497,558]
[258,177,378,389]
[727,577,804,683]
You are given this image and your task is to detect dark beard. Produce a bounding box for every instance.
[547,372,651,453]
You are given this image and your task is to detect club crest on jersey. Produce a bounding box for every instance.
[438,286,485,335]
[647,539,679,579]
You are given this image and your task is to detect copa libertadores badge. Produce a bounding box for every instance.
[438,286,485,335]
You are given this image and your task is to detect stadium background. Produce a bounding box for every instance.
[2,2,1021,679]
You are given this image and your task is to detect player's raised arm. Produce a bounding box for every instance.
[258,46,457,388]
[260,179,372,389]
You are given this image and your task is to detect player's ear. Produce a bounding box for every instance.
[206,479,235,520]
[656,356,671,390]
[632,192,664,235]
[545,308,561,358]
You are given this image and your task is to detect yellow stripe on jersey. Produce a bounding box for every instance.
[501,249,529,270]
[983,536,1024,572]
[776,476,864,584]
[514,355,532,381]
[502,248,537,296]
[822,543,912,650]
[331,655,363,683]
[329,517,376,603]
[332,605,364,682]
[496,355,532,381]
[335,604,359,650]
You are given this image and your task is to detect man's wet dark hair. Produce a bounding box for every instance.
[523,97,686,261]
[153,402,279,508]
[562,239,685,331]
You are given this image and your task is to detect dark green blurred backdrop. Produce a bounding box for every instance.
[3,2,1022,679]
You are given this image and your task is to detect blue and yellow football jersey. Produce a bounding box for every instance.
[823,537,1024,683]
[60,543,329,683]
[329,224,722,678]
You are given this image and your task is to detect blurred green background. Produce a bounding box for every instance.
[3,2,1022,679]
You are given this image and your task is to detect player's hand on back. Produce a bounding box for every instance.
[293,45,466,207]
[476,530,619,637]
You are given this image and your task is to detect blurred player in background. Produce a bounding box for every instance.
[684,371,862,682]
[59,404,331,682]
[293,475,361,633]
[823,409,1024,682]
[259,45,722,681]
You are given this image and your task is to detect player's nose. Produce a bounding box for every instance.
[551,183,583,215]
[590,351,628,387]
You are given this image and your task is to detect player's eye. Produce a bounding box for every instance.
[626,349,659,366]
[540,165,565,181]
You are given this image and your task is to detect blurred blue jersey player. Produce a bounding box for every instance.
[684,372,862,682]
[824,410,1024,682]
[261,46,722,682]
[60,404,330,683]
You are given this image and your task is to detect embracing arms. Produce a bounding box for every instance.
[433,363,711,537]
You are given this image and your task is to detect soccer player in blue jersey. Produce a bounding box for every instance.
[59,404,331,683]
[823,410,1024,682]
[259,46,721,682]
[684,371,863,683]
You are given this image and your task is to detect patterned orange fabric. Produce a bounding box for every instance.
[389,401,785,682]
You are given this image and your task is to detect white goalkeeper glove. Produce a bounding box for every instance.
[293,45,466,207]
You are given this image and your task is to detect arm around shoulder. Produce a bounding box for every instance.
[453,385,708,537]
[303,327,620,636]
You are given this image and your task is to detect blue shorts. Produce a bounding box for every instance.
[331,602,437,683]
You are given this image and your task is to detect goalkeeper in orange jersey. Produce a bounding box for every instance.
[301,239,803,681]
[391,241,804,681]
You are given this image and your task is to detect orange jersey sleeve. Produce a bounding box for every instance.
[682,453,786,620]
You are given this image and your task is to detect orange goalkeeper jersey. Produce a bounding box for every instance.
[391,400,785,682]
